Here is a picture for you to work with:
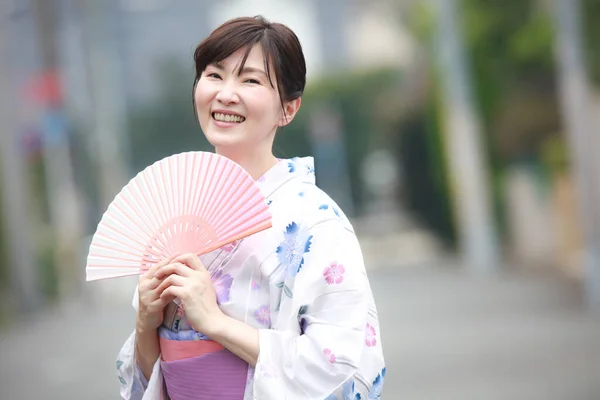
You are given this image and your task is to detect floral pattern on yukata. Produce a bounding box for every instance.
[323,262,345,285]
[212,270,233,304]
[368,368,386,399]
[276,222,313,277]
[254,304,271,326]
[365,323,377,347]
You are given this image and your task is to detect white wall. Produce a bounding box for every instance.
[210,0,324,78]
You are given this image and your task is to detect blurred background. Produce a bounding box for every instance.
[1,0,600,399]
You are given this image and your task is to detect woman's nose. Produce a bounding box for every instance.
[215,81,240,105]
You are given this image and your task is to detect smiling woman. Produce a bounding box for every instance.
[116,15,385,400]
[192,18,305,180]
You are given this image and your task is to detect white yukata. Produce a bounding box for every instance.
[116,156,386,400]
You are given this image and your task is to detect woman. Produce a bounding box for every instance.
[117,15,385,400]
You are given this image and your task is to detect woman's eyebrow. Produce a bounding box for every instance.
[239,66,268,77]
[210,62,268,78]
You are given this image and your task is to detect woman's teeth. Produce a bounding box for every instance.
[212,112,245,123]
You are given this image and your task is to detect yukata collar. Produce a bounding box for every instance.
[256,156,316,199]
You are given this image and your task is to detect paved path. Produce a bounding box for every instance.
[1,264,599,399]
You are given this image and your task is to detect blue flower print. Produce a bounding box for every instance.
[333,206,340,217]
[158,327,210,341]
[368,367,386,399]
[306,164,315,176]
[319,204,329,210]
[341,380,355,400]
[324,380,361,400]
[298,191,305,197]
[276,222,313,277]
[299,317,308,334]
[288,162,296,173]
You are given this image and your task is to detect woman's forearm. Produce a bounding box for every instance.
[135,323,160,381]
[209,315,260,367]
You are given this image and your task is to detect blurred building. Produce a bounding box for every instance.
[70,0,415,105]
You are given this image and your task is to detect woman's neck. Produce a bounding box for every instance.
[215,146,279,181]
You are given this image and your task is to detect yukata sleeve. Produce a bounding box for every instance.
[116,285,164,400]
[116,329,150,400]
[253,220,370,399]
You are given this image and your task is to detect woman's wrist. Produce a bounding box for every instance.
[201,311,229,340]
[135,324,160,381]
[203,313,260,367]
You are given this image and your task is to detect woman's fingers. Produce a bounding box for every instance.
[139,257,176,292]
[160,285,185,300]
[141,257,174,281]
[155,273,186,296]
[154,262,192,280]
[151,292,176,309]
[173,253,207,272]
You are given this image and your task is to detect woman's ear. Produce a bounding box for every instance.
[278,97,302,127]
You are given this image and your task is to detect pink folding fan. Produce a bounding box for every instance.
[85,151,272,281]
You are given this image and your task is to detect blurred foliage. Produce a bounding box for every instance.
[406,0,600,243]
[461,0,559,163]
[394,100,457,247]
[541,133,570,173]
[583,0,600,85]
[28,157,60,301]
[0,157,59,324]
[0,184,6,291]
[407,0,600,162]
[37,228,59,300]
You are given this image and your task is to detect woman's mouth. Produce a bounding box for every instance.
[212,112,245,123]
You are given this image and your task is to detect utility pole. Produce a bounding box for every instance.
[553,0,600,309]
[79,0,130,210]
[432,0,500,271]
[313,0,349,70]
[32,0,85,299]
[0,1,41,313]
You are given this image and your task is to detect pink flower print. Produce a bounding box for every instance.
[323,262,345,285]
[323,348,336,364]
[254,304,271,326]
[212,271,233,304]
[222,240,238,253]
[258,362,277,378]
[365,323,377,347]
[251,280,261,291]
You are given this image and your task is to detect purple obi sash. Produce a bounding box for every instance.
[160,337,249,400]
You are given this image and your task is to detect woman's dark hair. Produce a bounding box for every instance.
[192,15,306,118]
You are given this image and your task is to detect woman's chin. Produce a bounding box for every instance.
[209,139,249,159]
[204,130,244,149]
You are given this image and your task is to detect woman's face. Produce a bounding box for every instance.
[195,44,288,157]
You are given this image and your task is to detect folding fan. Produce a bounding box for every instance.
[85,151,272,281]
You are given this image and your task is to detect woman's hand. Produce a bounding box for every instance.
[154,253,224,336]
[136,257,176,332]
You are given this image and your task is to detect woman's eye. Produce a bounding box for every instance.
[245,78,261,84]
[207,72,221,79]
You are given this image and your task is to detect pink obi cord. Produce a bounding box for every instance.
[160,337,249,399]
